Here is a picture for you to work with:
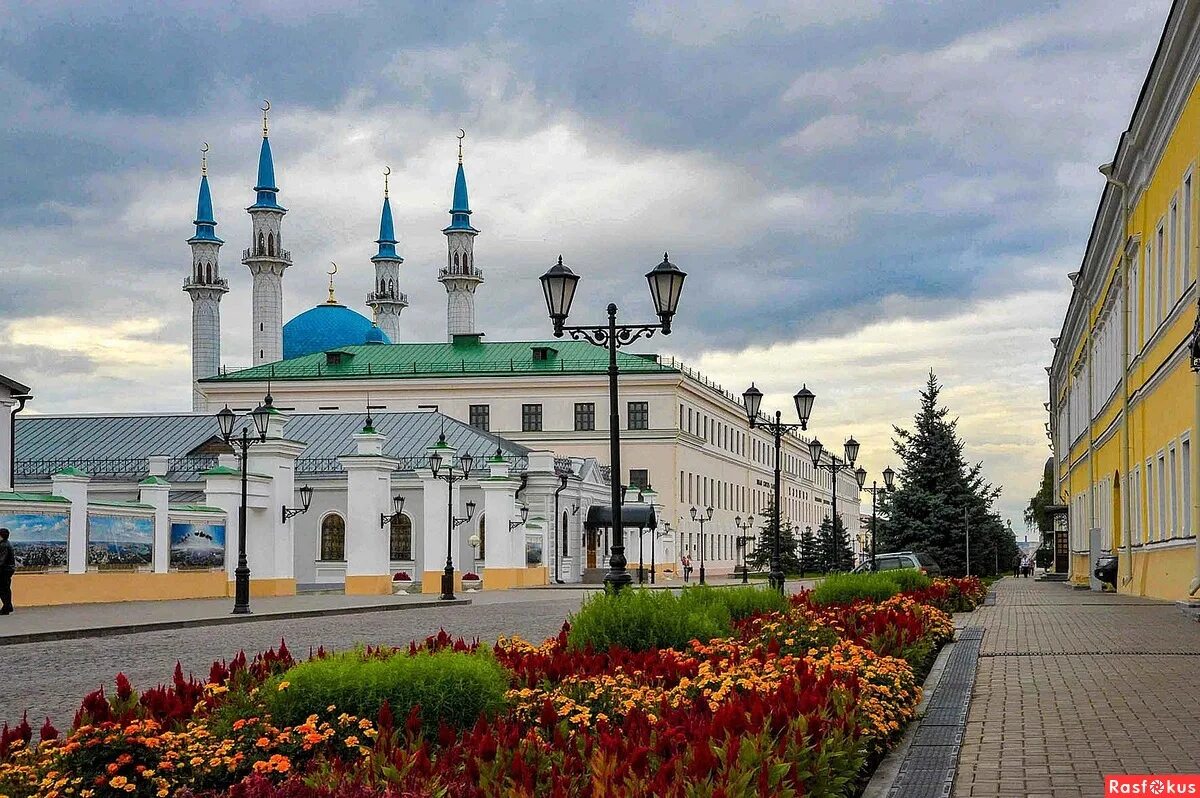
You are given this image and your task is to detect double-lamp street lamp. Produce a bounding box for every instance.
[540,253,687,592]
[859,467,895,570]
[217,395,312,615]
[428,435,476,601]
[741,382,816,593]
[734,514,755,585]
[690,505,713,585]
[808,436,864,572]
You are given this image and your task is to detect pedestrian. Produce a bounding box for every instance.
[1013,555,1022,578]
[681,553,692,583]
[0,527,15,615]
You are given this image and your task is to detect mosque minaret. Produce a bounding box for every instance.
[438,130,483,340]
[183,144,228,411]
[242,100,291,366]
[365,167,408,342]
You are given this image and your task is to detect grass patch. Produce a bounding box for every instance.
[810,572,900,606]
[568,589,728,652]
[266,648,509,735]
[682,584,790,621]
[878,568,932,592]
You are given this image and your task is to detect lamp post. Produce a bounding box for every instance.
[216,397,274,615]
[734,514,755,585]
[657,520,671,585]
[281,484,314,524]
[808,436,865,573]
[428,435,476,601]
[636,485,657,584]
[690,505,713,585]
[741,382,816,593]
[858,467,895,571]
[540,253,687,592]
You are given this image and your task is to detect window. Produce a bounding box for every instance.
[1144,243,1153,341]
[469,404,490,432]
[562,511,570,556]
[1186,175,1193,288]
[1171,198,1179,300]
[522,404,543,432]
[1170,445,1179,537]
[1158,454,1167,541]
[389,514,412,560]
[1183,439,1193,537]
[1157,223,1166,324]
[629,469,649,491]
[320,514,345,561]
[477,515,486,560]
[1146,461,1156,541]
[574,402,595,431]
[628,401,649,430]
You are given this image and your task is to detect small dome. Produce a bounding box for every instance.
[282,304,391,360]
[364,324,387,345]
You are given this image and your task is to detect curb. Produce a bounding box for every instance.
[861,638,957,798]
[0,598,472,647]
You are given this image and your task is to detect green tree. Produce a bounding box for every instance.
[876,371,1019,577]
[1024,457,1056,533]
[814,514,854,573]
[746,500,800,574]
[798,524,817,574]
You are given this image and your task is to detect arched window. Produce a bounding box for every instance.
[205,263,213,283]
[390,514,412,561]
[454,252,460,268]
[320,514,345,561]
[267,233,275,256]
[477,515,486,560]
[380,278,386,294]
[257,232,265,255]
[388,279,394,295]
[562,511,569,556]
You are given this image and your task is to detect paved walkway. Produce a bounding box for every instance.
[953,578,1200,797]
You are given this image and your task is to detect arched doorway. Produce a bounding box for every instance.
[390,514,413,561]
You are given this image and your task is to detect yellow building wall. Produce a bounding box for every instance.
[12,571,229,606]
[1062,74,1200,601]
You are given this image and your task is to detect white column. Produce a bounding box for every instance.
[246,411,306,592]
[51,468,90,575]
[479,455,518,587]
[420,472,450,593]
[339,427,397,594]
[202,457,243,582]
[139,475,171,573]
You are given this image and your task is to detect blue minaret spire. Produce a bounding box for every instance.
[366,165,407,342]
[184,143,228,410]
[242,100,292,365]
[439,130,483,339]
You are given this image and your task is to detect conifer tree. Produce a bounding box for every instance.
[798,524,817,574]
[876,371,1018,576]
[814,513,854,572]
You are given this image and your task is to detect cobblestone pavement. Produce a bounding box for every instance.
[953,579,1200,797]
[0,591,585,729]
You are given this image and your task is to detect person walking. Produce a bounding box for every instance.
[0,527,15,615]
[681,553,692,583]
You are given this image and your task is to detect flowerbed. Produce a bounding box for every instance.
[0,579,985,798]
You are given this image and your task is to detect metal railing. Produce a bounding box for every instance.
[242,247,293,263]
[438,266,484,280]
[217,355,676,380]
[366,291,409,306]
[182,276,229,290]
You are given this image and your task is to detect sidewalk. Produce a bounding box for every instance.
[952,578,1200,797]
[0,593,469,646]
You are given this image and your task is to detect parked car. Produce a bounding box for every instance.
[851,551,942,577]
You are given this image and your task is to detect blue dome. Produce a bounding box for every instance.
[282,304,391,360]
[364,324,387,344]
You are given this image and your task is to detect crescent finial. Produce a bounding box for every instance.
[261,99,270,137]
[326,262,339,304]
[262,99,271,112]
[457,129,465,164]
[201,142,209,153]
[200,142,209,175]
[328,261,338,276]
[383,165,391,197]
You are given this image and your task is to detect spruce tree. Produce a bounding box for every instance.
[814,514,854,572]
[876,371,1019,576]
[745,500,800,574]
[798,524,817,575]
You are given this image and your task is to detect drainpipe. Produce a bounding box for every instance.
[1190,300,1200,595]
[553,474,567,584]
[1101,162,1134,588]
[8,394,30,491]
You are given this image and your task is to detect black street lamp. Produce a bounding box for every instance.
[734,515,755,585]
[690,505,713,585]
[808,436,865,573]
[635,485,658,584]
[216,396,274,615]
[380,493,406,528]
[540,253,686,592]
[281,484,314,523]
[741,382,815,593]
[860,467,895,571]
[428,434,476,601]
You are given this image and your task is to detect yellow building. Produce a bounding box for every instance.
[1050,0,1200,602]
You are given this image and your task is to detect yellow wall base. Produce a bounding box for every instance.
[12,571,228,606]
[481,567,549,589]
[1119,544,1198,601]
[344,575,393,595]
[229,578,297,598]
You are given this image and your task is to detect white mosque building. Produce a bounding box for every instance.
[5,106,862,604]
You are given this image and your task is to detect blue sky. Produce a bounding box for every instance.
[0,0,1169,529]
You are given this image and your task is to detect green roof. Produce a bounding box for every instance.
[0,492,70,504]
[139,476,170,486]
[201,338,676,383]
[89,500,154,510]
[169,504,225,514]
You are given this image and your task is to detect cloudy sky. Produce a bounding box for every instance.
[0,0,1169,531]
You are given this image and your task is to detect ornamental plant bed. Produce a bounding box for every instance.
[0,578,986,798]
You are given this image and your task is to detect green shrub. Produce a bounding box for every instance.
[810,572,900,606]
[682,584,790,621]
[879,568,932,592]
[266,648,509,734]
[567,588,731,652]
